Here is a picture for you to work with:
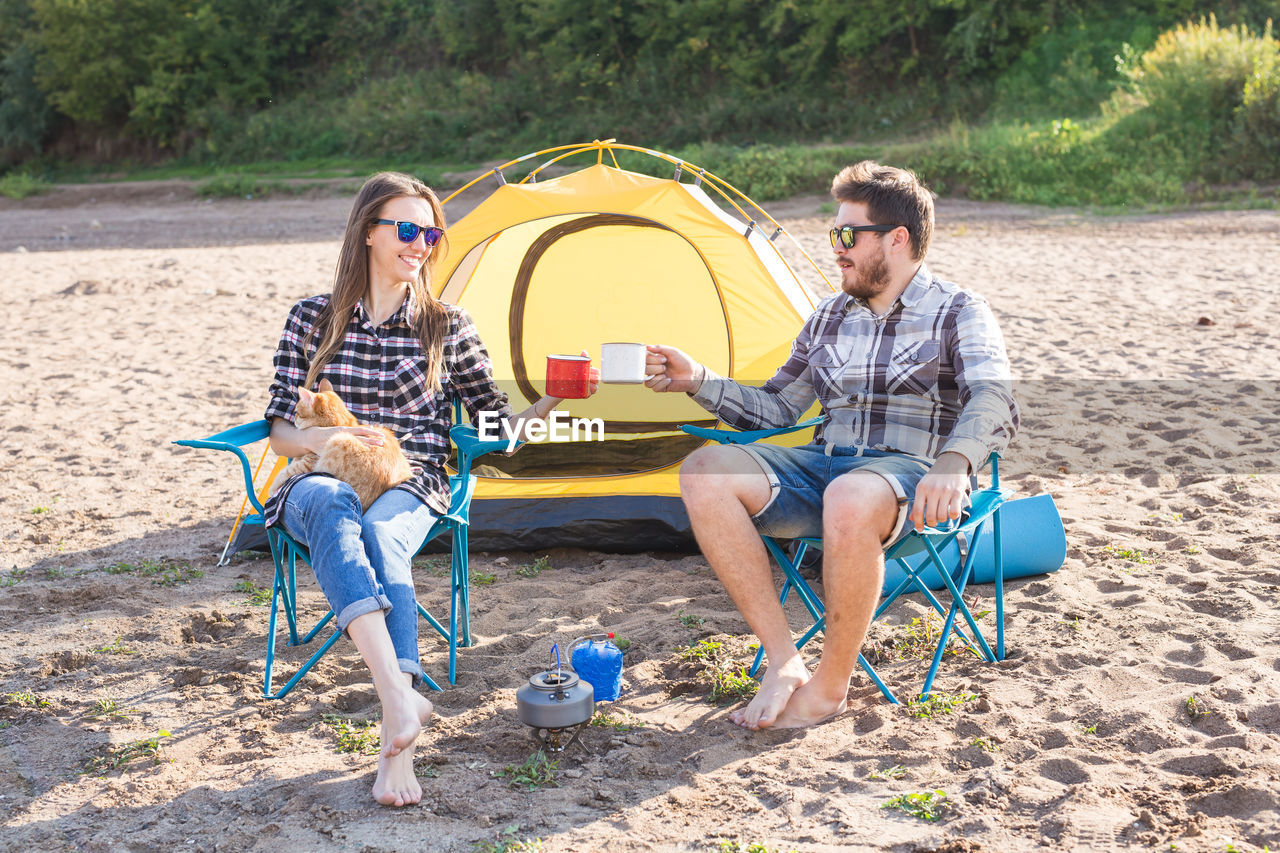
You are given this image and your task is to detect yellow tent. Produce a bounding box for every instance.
[217,141,833,561]
[433,140,833,551]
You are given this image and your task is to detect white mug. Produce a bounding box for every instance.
[600,342,647,384]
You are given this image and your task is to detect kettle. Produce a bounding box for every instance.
[516,642,595,751]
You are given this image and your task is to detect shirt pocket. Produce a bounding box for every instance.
[392,357,442,414]
[887,339,941,397]
[808,343,852,399]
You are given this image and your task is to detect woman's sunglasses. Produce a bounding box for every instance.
[829,223,902,249]
[375,218,444,247]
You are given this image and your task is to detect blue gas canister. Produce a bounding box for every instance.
[569,633,623,702]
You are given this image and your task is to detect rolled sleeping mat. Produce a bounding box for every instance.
[882,493,1066,594]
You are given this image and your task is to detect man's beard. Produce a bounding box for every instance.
[841,251,891,300]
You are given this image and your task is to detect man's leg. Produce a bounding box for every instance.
[771,470,898,729]
[680,444,810,730]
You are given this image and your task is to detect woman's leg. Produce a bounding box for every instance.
[358,487,439,806]
[345,612,433,807]
[359,487,439,685]
[279,477,435,806]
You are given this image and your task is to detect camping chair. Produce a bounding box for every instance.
[680,418,1017,705]
[174,415,509,698]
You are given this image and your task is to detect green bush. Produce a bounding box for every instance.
[1234,44,1280,178]
[1118,15,1280,178]
[0,170,49,198]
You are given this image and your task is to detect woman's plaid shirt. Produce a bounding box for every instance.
[262,293,511,525]
[691,264,1018,473]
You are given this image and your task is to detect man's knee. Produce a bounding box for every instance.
[822,473,899,544]
[679,445,770,515]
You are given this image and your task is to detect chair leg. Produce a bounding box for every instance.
[920,536,996,663]
[264,627,344,700]
[284,547,301,645]
[265,569,283,698]
[994,506,1005,661]
[456,523,472,648]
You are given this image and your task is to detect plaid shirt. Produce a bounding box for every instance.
[262,293,511,524]
[691,264,1018,473]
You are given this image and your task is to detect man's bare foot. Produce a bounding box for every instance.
[728,655,810,730]
[768,678,849,729]
[371,688,433,807]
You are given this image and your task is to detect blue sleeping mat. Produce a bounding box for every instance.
[882,493,1066,594]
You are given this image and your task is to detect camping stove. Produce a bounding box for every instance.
[516,646,595,752]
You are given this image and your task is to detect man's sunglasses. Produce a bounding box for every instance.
[375,219,444,246]
[829,224,902,249]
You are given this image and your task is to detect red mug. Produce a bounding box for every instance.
[546,354,591,399]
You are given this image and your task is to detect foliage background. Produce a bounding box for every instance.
[1,0,1278,205]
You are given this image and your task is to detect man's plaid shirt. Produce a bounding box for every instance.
[691,265,1018,472]
[262,293,511,525]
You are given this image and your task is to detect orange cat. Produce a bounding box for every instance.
[273,379,413,510]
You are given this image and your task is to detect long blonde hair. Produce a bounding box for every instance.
[303,172,451,391]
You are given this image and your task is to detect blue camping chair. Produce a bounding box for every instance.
[174,415,509,698]
[680,418,1059,704]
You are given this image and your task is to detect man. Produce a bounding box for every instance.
[645,161,1018,730]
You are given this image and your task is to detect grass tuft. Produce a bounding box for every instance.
[716,841,795,853]
[1104,545,1153,564]
[1185,694,1211,721]
[471,826,545,853]
[96,636,138,655]
[514,556,552,578]
[104,558,203,586]
[589,710,645,732]
[320,714,380,755]
[86,696,140,721]
[4,690,50,709]
[497,750,559,791]
[882,789,951,821]
[868,764,907,781]
[905,691,977,719]
[84,731,172,775]
[233,579,272,606]
[677,638,723,663]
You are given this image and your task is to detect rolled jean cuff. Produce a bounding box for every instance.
[398,658,426,687]
[335,594,393,634]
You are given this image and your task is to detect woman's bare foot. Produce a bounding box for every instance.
[769,678,848,729]
[728,655,810,730]
[371,688,433,807]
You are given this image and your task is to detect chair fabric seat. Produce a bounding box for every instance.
[175,417,508,699]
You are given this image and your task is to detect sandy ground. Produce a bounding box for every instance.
[1,179,1279,853]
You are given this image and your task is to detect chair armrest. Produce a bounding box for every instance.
[450,424,521,479]
[172,420,272,515]
[679,415,823,446]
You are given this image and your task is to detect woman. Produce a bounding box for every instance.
[262,172,594,807]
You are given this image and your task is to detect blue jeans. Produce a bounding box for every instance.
[280,475,438,685]
[739,443,933,545]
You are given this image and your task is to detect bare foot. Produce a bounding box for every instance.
[728,655,810,730]
[371,689,433,807]
[768,679,849,730]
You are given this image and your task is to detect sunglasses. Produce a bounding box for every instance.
[374,218,444,246]
[829,224,902,249]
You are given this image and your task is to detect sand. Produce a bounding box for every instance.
[1,183,1278,852]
